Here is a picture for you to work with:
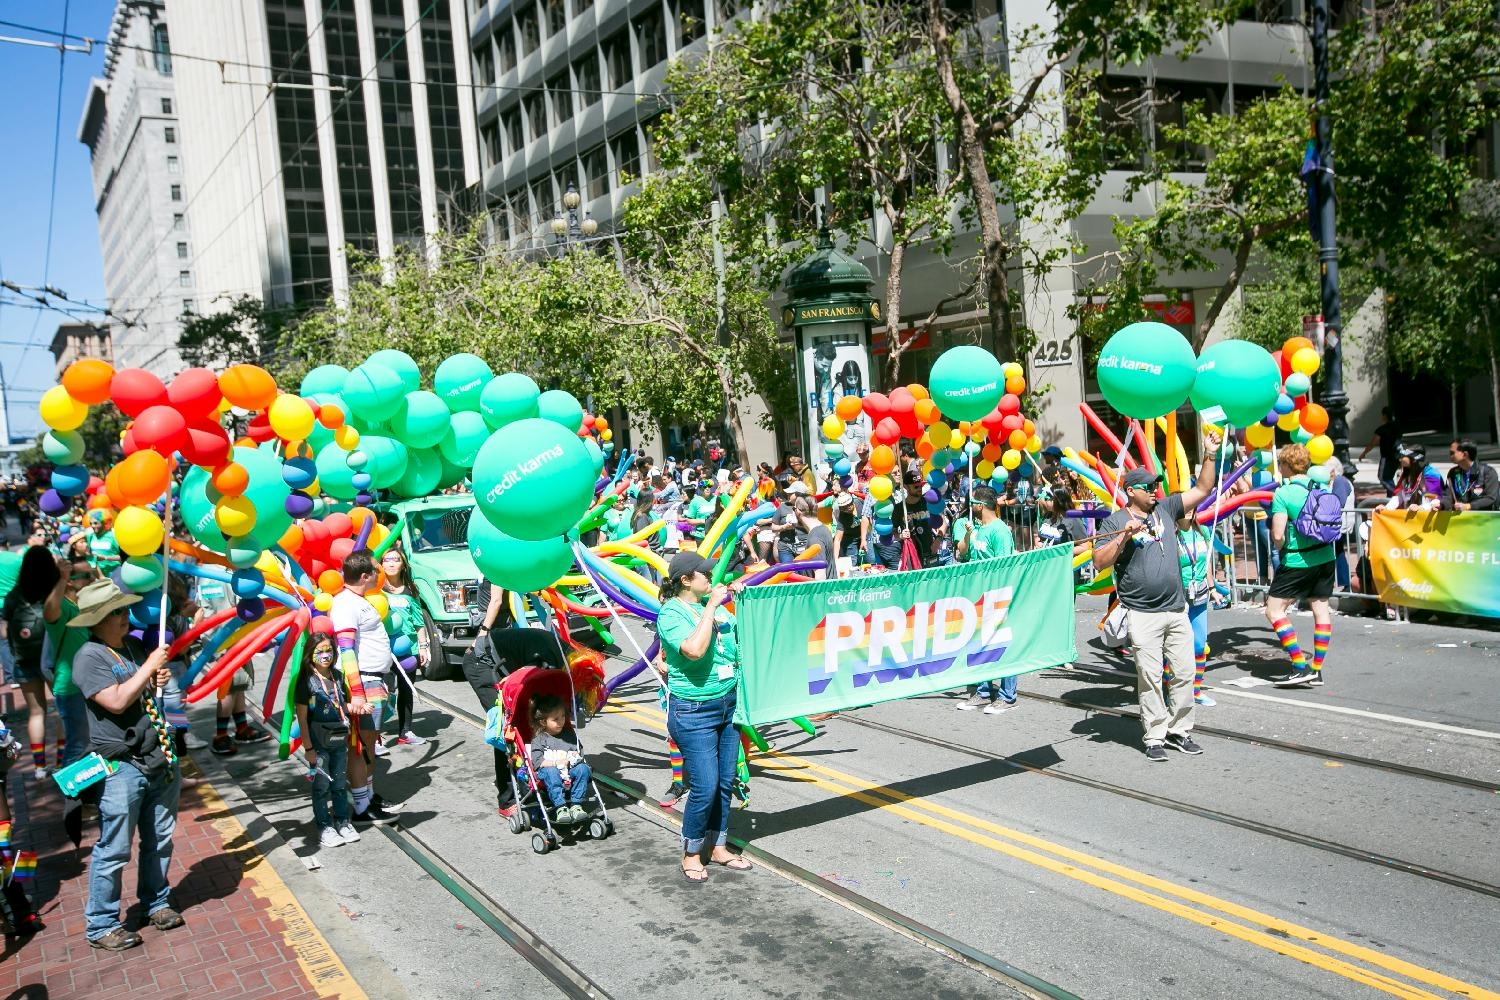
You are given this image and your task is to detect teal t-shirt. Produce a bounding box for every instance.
[45,598,90,697]
[1177,525,1211,589]
[0,551,21,603]
[684,496,716,535]
[968,519,1015,561]
[384,588,422,645]
[657,597,739,700]
[1271,476,1336,569]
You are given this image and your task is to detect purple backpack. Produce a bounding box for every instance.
[1292,484,1344,545]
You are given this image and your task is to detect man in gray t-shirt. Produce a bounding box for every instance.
[1094,440,1220,762]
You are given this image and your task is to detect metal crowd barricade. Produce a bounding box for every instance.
[1213,502,1389,611]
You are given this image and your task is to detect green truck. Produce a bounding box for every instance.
[384,495,487,681]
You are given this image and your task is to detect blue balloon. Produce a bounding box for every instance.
[230,568,265,599]
[1273,393,1295,415]
[833,458,852,476]
[130,589,165,628]
[282,457,318,491]
[51,464,90,497]
[1260,410,1280,427]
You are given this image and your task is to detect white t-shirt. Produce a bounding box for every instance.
[330,589,393,676]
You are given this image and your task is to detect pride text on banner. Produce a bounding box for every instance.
[1368,509,1500,618]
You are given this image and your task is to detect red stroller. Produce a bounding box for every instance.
[498,665,614,854]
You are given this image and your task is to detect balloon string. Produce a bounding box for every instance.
[1110,422,1137,509]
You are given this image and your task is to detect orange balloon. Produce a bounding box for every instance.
[1281,336,1314,362]
[594,416,610,432]
[1008,428,1028,450]
[279,524,305,553]
[213,462,249,497]
[916,438,935,460]
[1005,376,1026,395]
[1300,403,1329,435]
[115,450,171,506]
[981,443,1002,463]
[349,506,375,529]
[61,358,115,405]
[870,445,896,475]
[956,421,972,436]
[907,384,930,401]
[219,364,279,411]
[1022,419,1035,437]
[317,404,345,429]
[317,569,345,595]
[913,399,939,425]
[233,436,257,449]
[834,395,863,422]
[87,492,113,511]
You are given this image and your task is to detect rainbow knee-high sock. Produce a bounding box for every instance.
[1312,623,1331,672]
[1194,649,1207,697]
[668,740,684,786]
[30,743,44,770]
[1272,617,1308,671]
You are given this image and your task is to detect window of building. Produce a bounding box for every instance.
[672,0,706,47]
[610,129,641,181]
[517,5,540,56]
[161,97,173,114]
[176,242,188,258]
[173,212,184,230]
[1235,0,1295,22]
[501,107,524,153]
[497,24,517,73]
[182,299,195,314]
[548,73,573,127]
[167,155,180,174]
[603,30,632,90]
[506,188,530,237]
[573,0,593,15]
[170,183,182,201]
[1152,81,1224,170]
[574,52,601,107]
[153,23,172,75]
[482,122,502,166]
[164,126,176,143]
[1094,76,1149,171]
[634,10,667,71]
[581,144,609,199]
[524,92,547,141]
[178,270,191,287]
[476,45,494,86]
[530,175,557,221]
[546,0,567,36]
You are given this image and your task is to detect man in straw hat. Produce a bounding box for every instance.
[70,579,183,951]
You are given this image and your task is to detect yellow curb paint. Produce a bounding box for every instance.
[188,778,369,1000]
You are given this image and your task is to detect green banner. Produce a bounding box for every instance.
[735,545,1077,726]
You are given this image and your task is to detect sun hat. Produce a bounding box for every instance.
[68,579,142,628]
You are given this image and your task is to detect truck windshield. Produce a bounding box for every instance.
[408,507,472,552]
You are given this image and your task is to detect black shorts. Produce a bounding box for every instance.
[1269,560,1336,601]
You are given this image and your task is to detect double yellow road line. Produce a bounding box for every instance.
[615,702,1496,1000]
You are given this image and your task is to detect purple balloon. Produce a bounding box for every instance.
[285,491,315,518]
[236,596,265,621]
[923,488,940,503]
[40,489,69,516]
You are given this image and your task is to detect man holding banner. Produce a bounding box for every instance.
[1094,442,1219,763]
[954,486,1018,715]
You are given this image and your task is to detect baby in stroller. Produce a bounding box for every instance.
[529,694,591,824]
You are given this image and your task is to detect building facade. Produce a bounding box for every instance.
[165,0,481,320]
[78,0,195,376]
[50,323,116,382]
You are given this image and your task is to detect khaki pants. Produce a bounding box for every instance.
[1126,608,1195,745]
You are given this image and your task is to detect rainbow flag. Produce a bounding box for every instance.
[0,820,10,850]
[10,851,37,880]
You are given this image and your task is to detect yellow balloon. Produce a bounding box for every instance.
[365,591,390,619]
[114,505,165,557]
[1307,434,1334,465]
[39,385,89,432]
[334,425,361,449]
[255,551,281,575]
[928,423,952,449]
[975,459,996,480]
[599,429,612,442]
[1001,449,1022,470]
[1244,422,1274,449]
[214,495,258,537]
[1291,347,1321,377]
[313,593,334,612]
[821,414,845,440]
[1276,410,1301,432]
[969,427,988,443]
[1001,362,1024,379]
[1025,435,1042,453]
[268,393,316,442]
[869,475,893,501]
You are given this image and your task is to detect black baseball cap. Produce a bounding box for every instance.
[667,551,714,581]
[1121,469,1164,491]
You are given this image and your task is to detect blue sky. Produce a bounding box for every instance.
[0,0,116,442]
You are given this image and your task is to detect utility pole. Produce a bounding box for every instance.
[1310,0,1351,475]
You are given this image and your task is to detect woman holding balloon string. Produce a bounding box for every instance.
[380,546,428,747]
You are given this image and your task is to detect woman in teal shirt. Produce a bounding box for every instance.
[655,551,753,883]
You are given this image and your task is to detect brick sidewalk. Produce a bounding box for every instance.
[3,751,368,1000]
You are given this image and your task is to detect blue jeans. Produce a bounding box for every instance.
[56,691,90,767]
[311,742,350,829]
[86,763,180,940]
[536,761,592,806]
[666,689,739,854]
[972,675,1018,704]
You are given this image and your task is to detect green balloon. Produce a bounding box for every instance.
[439,410,489,467]
[391,390,451,449]
[343,364,407,424]
[392,446,442,497]
[120,555,166,593]
[582,437,604,475]
[536,389,584,432]
[43,430,85,464]
[179,444,291,552]
[468,510,576,593]
[435,353,493,413]
[1096,322,1199,420]
[480,372,541,430]
[436,454,470,490]
[367,349,421,394]
[472,417,596,541]
[300,365,349,397]
[929,346,1005,422]
[1291,426,1314,445]
[360,435,409,489]
[314,442,360,500]
[1190,339,1281,428]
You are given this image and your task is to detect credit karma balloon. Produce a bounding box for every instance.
[300,364,349,397]
[469,512,576,594]
[1096,322,1198,419]
[1189,339,1281,428]
[929,346,1005,422]
[434,353,493,413]
[472,418,596,540]
[440,411,489,467]
[480,372,541,430]
[392,447,443,497]
[390,390,452,449]
[367,349,422,394]
[537,389,584,433]
[343,364,406,423]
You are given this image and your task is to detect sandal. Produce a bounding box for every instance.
[681,863,709,884]
[709,855,754,872]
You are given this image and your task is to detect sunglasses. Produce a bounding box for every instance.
[106,607,129,619]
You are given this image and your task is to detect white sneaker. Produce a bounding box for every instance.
[1195,693,1216,707]
[373,741,390,758]
[319,827,345,849]
[336,824,361,844]
[396,731,427,747]
[982,700,1015,715]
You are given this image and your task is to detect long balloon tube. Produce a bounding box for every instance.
[544,590,614,618]
[602,637,661,697]
[1059,457,1107,491]
[739,559,826,588]
[186,615,295,702]
[164,606,238,661]
[700,479,754,557]
[182,618,241,687]
[271,545,314,587]
[709,529,742,586]
[168,559,304,611]
[596,540,668,575]
[278,631,309,758]
[617,518,666,548]
[1086,452,1120,500]
[170,538,232,567]
[580,547,659,605]
[1130,420,1159,476]
[370,515,405,559]
[1194,455,1258,512]
[260,611,308,719]
[1079,403,1138,471]
[582,569,657,620]
[1141,418,1157,471]
[719,504,778,555]
[571,540,659,707]
[1194,489,1273,524]
[1072,548,1093,569]
[353,514,374,551]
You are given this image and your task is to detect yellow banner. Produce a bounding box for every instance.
[1368,509,1500,617]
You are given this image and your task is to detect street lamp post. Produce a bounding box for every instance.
[550,182,599,252]
[1309,0,1351,475]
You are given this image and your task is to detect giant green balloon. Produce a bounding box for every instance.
[360,435,409,489]
[582,437,604,475]
[1190,339,1282,428]
[367,349,421,394]
[468,510,576,593]
[392,446,442,497]
[390,390,451,449]
[929,346,1005,422]
[472,417,596,540]
[436,454,470,490]
[439,410,489,467]
[480,372,541,431]
[1096,322,1199,420]
[536,389,584,433]
[343,364,406,423]
[300,365,349,397]
[435,353,493,413]
[180,444,291,552]
[314,442,360,500]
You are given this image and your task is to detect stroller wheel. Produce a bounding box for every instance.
[588,818,608,840]
[530,832,549,855]
[507,812,524,835]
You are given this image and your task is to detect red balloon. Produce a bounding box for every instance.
[328,537,356,564]
[111,368,167,418]
[300,520,331,552]
[132,405,188,456]
[179,421,231,468]
[120,426,140,455]
[874,417,901,444]
[980,408,1005,434]
[889,386,915,410]
[1001,414,1024,433]
[323,512,353,539]
[246,411,276,443]
[1273,349,1290,382]
[862,392,891,420]
[86,476,104,495]
[998,393,1022,416]
[895,411,921,440]
[167,368,223,420]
